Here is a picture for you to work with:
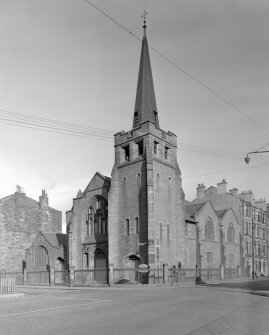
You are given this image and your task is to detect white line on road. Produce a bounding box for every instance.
[0,300,111,318]
[22,296,109,302]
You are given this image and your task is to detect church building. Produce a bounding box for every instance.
[66,21,186,274]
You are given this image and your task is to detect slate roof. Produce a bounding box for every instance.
[42,233,67,247]
[133,26,159,129]
[185,202,206,217]
[185,200,192,206]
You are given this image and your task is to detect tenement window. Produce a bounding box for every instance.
[227,223,235,243]
[167,224,170,243]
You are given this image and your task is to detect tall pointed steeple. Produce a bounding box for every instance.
[132,16,159,129]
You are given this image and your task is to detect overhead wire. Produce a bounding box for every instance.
[27,160,269,199]
[2,108,269,163]
[80,0,269,135]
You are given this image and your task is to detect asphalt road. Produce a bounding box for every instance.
[206,278,269,292]
[1,283,269,335]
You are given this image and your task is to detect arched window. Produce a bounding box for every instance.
[88,196,108,236]
[227,223,235,243]
[205,217,214,240]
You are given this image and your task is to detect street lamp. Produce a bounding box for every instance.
[244,150,269,164]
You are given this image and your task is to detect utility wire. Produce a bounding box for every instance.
[183,161,269,179]
[80,0,269,135]
[253,141,269,153]
[2,108,269,163]
[0,109,114,136]
[28,160,269,199]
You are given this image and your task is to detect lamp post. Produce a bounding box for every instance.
[245,150,269,164]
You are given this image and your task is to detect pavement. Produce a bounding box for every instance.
[0,280,268,335]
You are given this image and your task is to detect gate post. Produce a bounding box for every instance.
[109,264,114,286]
[238,265,241,278]
[220,265,224,280]
[69,266,75,287]
[163,263,168,284]
[23,268,28,285]
[50,268,55,286]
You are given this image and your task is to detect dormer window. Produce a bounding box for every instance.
[123,145,130,161]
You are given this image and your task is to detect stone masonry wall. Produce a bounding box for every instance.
[0,192,62,272]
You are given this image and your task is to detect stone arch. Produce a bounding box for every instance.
[34,245,49,269]
[123,253,140,268]
[122,254,140,283]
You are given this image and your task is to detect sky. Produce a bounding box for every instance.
[1,0,269,232]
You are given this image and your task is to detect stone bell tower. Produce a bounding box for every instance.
[108,20,186,269]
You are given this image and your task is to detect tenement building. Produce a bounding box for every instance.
[185,201,240,272]
[0,186,62,272]
[67,23,186,273]
[192,180,268,276]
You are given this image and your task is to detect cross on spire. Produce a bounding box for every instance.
[142,9,148,37]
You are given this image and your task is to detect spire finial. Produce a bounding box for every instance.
[142,9,148,37]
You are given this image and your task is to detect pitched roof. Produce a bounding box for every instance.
[132,25,159,129]
[216,209,227,218]
[42,233,67,247]
[82,172,111,197]
[185,202,206,217]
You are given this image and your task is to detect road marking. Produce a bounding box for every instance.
[22,296,109,302]
[0,300,111,318]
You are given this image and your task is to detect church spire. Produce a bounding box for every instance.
[132,14,159,129]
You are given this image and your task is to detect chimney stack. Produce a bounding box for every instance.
[255,199,266,211]
[217,179,227,195]
[229,188,238,197]
[39,189,49,209]
[196,183,206,200]
[239,190,254,204]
